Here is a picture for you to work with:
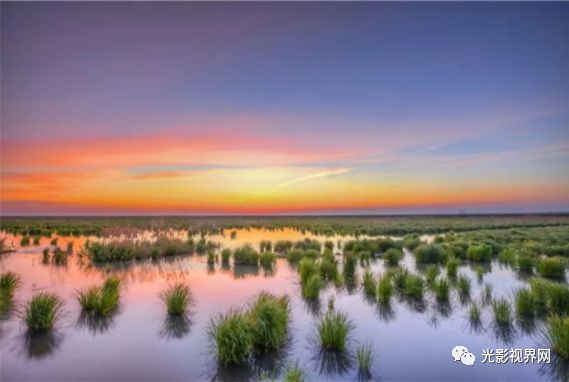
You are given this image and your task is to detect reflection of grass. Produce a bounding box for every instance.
[24,330,62,360]
[160,314,192,339]
[25,293,63,331]
[160,283,192,316]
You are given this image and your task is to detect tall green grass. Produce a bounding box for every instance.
[247,292,290,352]
[283,361,305,382]
[208,308,252,365]
[517,254,534,273]
[403,274,425,300]
[233,245,260,266]
[529,278,569,316]
[77,277,121,316]
[434,278,450,302]
[160,283,193,316]
[414,244,447,264]
[538,257,566,280]
[356,342,373,377]
[316,310,354,351]
[377,276,393,304]
[0,272,21,315]
[469,301,481,324]
[260,252,277,269]
[467,243,493,262]
[302,274,322,300]
[492,298,512,326]
[221,249,231,264]
[515,288,536,318]
[24,293,63,331]
[457,275,471,297]
[383,248,403,267]
[362,269,377,296]
[446,257,459,278]
[544,316,569,360]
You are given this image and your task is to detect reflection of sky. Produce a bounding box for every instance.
[1,2,568,214]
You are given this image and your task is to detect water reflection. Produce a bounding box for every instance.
[233,265,259,279]
[493,323,517,345]
[375,302,395,322]
[77,311,117,335]
[159,314,193,340]
[23,330,62,360]
[539,353,569,382]
[311,348,354,377]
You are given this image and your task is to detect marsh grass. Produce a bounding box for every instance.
[434,278,450,302]
[0,272,21,315]
[469,301,482,323]
[383,248,403,267]
[492,298,512,326]
[377,276,393,304]
[77,277,121,316]
[475,265,485,282]
[356,342,373,378]
[50,238,58,246]
[403,274,425,300]
[25,293,63,331]
[283,361,305,382]
[259,252,276,269]
[52,247,67,265]
[161,283,193,316]
[529,278,569,316]
[207,251,217,265]
[302,274,322,300]
[362,269,377,296]
[342,253,357,280]
[20,236,31,246]
[482,284,493,305]
[425,265,439,287]
[538,258,566,280]
[247,292,290,352]
[287,249,320,264]
[221,249,231,264]
[233,245,260,266]
[517,254,534,274]
[515,288,536,317]
[299,258,318,285]
[319,253,339,281]
[457,275,471,297]
[317,310,354,351]
[208,308,252,365]
[42,248,50,264]
[446,257,459,278]
[544,316,569,360]
[415,244,447,264]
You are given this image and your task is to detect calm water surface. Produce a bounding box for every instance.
[1,228,567,381]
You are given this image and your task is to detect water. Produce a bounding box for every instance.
[1,229,567,381]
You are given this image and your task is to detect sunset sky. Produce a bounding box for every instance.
[1,2,568,215]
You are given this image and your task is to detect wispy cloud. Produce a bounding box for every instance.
[278,168,350,188]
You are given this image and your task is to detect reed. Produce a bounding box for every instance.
[362,269,377,296]
[247,292,290,352]
[24,293,63,331]
[316,310,354,351]
[160,283,192,316]
[208,308,252,365]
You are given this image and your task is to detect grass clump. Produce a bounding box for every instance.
[316,309,354,351]
[377,276,393,304]
[207,251,217,265]
[384,248,403,267]
[208,308,252,365]
[529,278,569,316]
[457,275,471,297]
[467,243,493,262]
[24,292,63,331]
[342,252,357,280]
[446,257,459,278]
[544,316,569,360]
[77,276,121,316]
[425,265,439,286]
[0,272,21,315]
[515,288,536,318]
[247,292,290,352]
[517,254,534,273]
[260,252,277,269]
[319,252,339,281]
[434,278,450,302]
[492,298,512,326]
[20,236,31,246]
[160,283,193,316]
[470,302,481,323]
[233,245,260,266]
[287,249,319,264]
[356,342,373,376]
[302,274,323,300]
[414,244,447,264]
[299,258,319,285]
[538,257,566,280]
[283,361,305,382]
[362,269,377,296]
[403,274,425,300]
[53,247,67,265]
[221,249,231,264]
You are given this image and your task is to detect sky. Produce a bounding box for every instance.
[1,2,569,215]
